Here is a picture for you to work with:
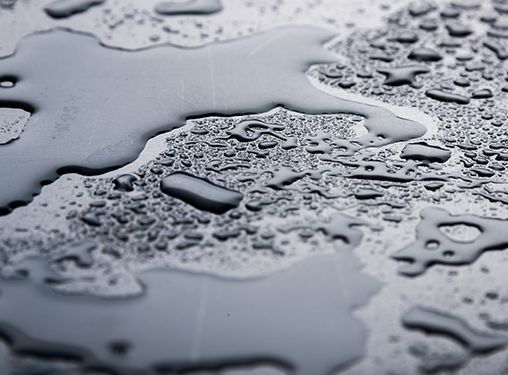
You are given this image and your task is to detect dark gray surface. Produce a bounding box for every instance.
[0,0,507,374]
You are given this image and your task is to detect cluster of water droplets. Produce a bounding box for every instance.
[313,1,508,373]
[16,110,374,283]
[0,0,507,373]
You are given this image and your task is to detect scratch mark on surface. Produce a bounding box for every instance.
[191,277,209,359]
[206,48,217,111]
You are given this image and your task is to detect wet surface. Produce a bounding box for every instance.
[44,0,105,18]
[393,207,508,276]
[0,253,377,374]
[0,0,507,374]
[0,26,422,213]
[160,172,244,214]
[154,0,222,16]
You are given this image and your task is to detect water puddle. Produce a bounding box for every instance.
[0,252,378,374]
[0,25,423,213]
